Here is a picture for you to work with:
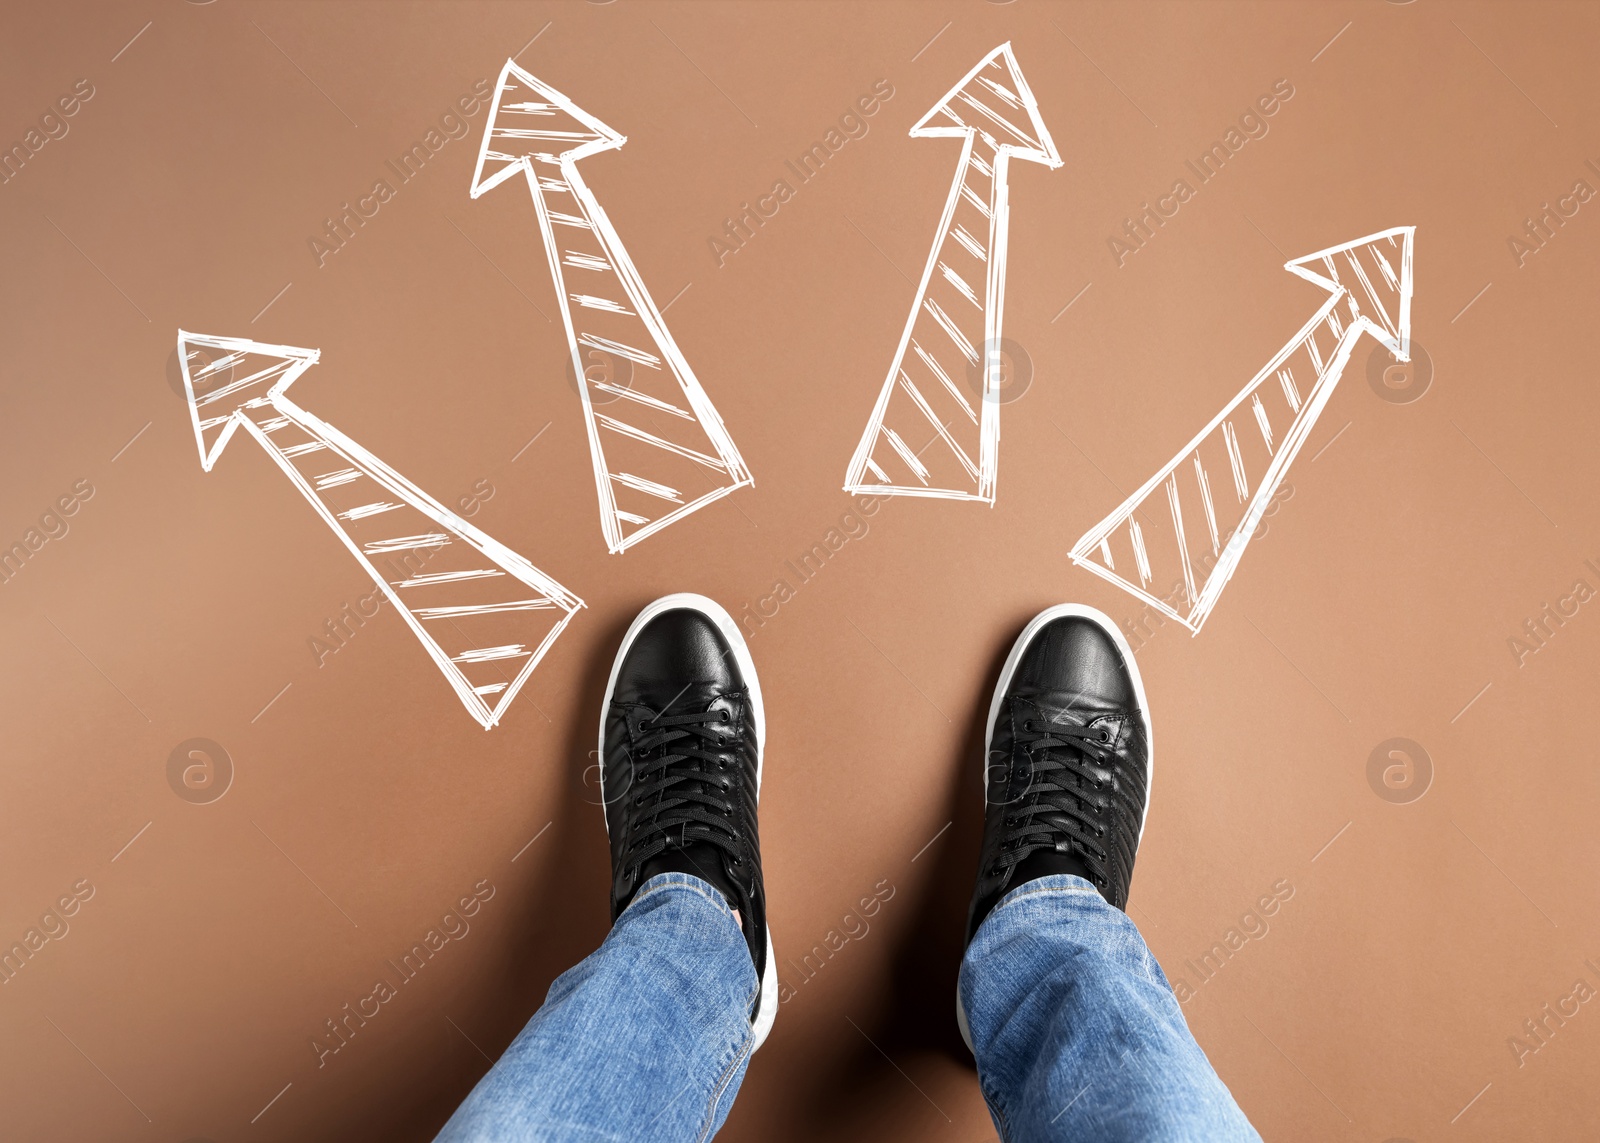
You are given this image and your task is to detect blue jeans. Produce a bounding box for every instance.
[436,873,1258,1142]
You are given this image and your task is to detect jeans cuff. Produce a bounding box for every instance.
[625,871,737,923]
[986,873,1103,925]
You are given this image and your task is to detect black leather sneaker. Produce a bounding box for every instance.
[965,603,1153,937]
[599,593,777,1048]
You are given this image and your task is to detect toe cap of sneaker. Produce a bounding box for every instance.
[1013,615,1138,712]
[612,608,744,709]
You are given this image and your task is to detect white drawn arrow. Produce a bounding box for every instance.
[1070,227,1416,634]
[844,42,1060,503]
[178,331,584,729]
[470,60,752,555]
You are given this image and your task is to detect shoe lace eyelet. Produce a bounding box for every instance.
[719,709,730,723]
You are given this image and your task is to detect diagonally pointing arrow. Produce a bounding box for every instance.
[178,331,584,729]
[1069,226,1416,634]
[470,60,752,555]
[844,42,1061,504]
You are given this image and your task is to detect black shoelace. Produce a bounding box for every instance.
[994,717,1118,889]
[625,708,742,872]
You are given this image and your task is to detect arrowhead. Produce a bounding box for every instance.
[1284,226,1415,359]
[177,331,318,471]
[910,42,1061,167]
[469,60,626,197]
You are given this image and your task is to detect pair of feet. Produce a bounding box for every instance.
[598,594,1152,1052]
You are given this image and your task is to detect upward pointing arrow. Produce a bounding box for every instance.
[471,60,753,554]
[1069,227,1416,634]
[178,331,584,729]
[844,42,1061,503]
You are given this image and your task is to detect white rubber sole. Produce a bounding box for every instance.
[598,593,779,1051]
[958,603,1155,1053]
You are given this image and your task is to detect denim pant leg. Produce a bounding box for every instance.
[435,873,758,1143]
[959,875,1259,1143]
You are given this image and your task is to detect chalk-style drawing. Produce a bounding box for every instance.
[1069,226,1416,634]
[843,42,1061,502]
[470,60,752,554]
[177,331,583,729]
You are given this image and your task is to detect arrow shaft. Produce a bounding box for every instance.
[1190,318,1365,620]
[237,394,581,727]
[1064,227,1412,634]
[519,163,618,549]
[515,157,750,553]
[845,137,1010,500]
[1091,292,1353,519]
[1070,291,1374,631]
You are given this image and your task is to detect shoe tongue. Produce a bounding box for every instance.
[639,842,740,910]
[1012,846,1096,888]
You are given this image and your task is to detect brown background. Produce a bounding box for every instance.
[2,0,1597,1139]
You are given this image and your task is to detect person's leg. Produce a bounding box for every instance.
[437,594,777,1143]
[958,605,1258,1142]
[437,873,755,1142]
[961,876,1255,1141]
